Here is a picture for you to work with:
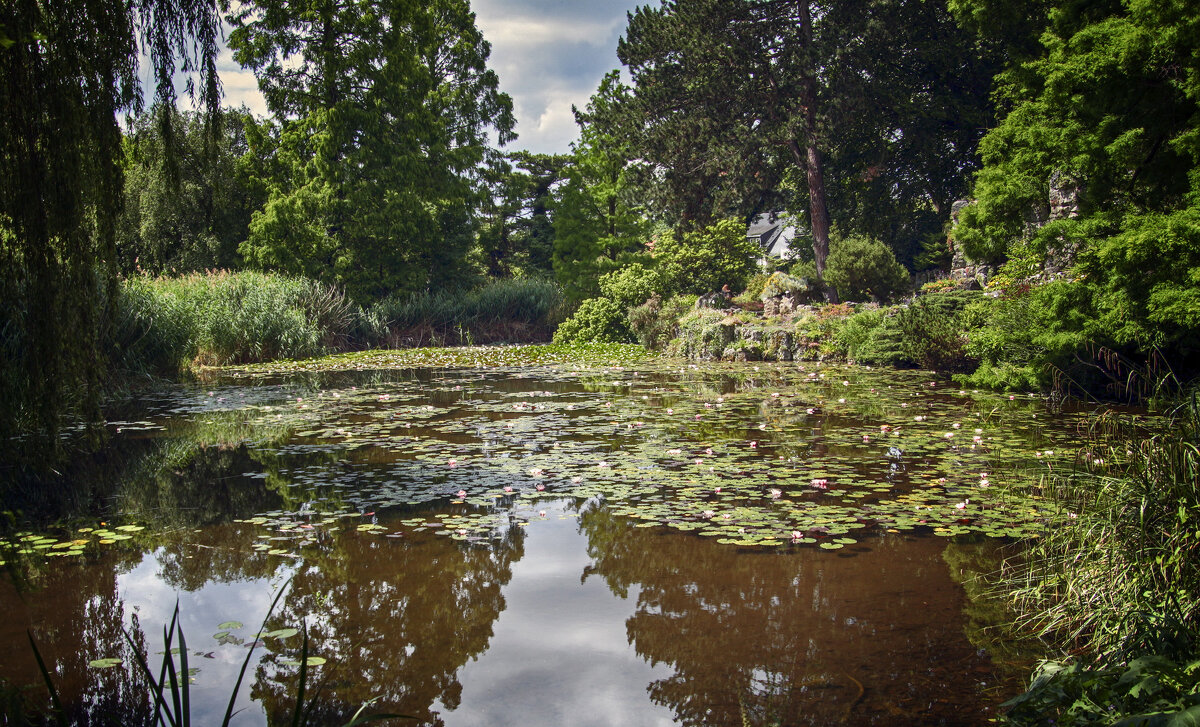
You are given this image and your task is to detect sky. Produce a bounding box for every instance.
[212,0,645,156]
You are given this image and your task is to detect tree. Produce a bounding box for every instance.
[1,0,221,464]
[952,0,1200,363]
[615,0,998,281]
[229,0,515,301]
[551,72,650,304]
[476,151,567,278]
[117,106,264,274]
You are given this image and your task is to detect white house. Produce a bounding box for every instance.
[746,213,802,266]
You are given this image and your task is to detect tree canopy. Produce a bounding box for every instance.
[229,0,515,301]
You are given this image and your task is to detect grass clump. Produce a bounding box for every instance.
[113,271,343,373]
[377,277,563,347]
[998,395,1200,725]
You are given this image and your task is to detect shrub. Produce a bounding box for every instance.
[551,297,632,344]
[824,234,911,303]
[834,308,910,366]
[597,263,664,310]
[959,281,1091,391]
[896,290,983,373]
[759,271,810,299]
[628,294,691,350]
[654,218,760,296]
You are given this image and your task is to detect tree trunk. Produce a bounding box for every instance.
[795,0,835,302]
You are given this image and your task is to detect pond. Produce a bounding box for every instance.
[0,347,1096,725]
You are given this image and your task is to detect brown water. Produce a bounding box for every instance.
[0,352,1071,725]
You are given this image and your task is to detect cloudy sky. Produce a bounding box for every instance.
[214,0,644,156]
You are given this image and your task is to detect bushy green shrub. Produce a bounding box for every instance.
[959,281,1091,390]
[732,272,770,305]
[597,263,664,309]
[824,234,911,303]
[551,297,633,344]
[654,218,760,296]
[628,294,691,350]
[834,309,910,366]
[896,290,983,373]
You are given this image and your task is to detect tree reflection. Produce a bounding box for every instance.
[579,505,1001,726]
[0,551,155,726]
[250,520,525,725]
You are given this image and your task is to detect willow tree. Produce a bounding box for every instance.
[0,0,221,466]
[229,0,515,301]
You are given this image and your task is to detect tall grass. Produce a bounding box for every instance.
[1006,398,1200,661]
[109,272,564,375]
[374,277,564,347]
[998,393,1200,725]
[112,271,360,373]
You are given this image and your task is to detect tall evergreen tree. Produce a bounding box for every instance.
[552,72,650,304]
[229,0,515,301]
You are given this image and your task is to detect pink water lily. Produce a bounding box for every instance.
[749,441,757,448]
[810,478,828,489]
[703,510,715,518]
[790,531,803,541]
[447,459,458,467]
[457,490,467,498]
[503,486,513,493]
[536,483,546,491]
[769,488,782,499]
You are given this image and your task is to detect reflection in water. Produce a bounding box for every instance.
[579,505,1012,726]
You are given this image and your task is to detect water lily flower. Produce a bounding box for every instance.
[703,510,715,518]
[838,398,846,403]
[811,478,828,489]
[667,408,674,414]
[842,380,850,386]
[806,407,816,414]
[955,500,969,509]
[705,403,712,409]
[973,435,982,443]
[749,441,757,448]
[769,488,782,499]
[597,461,610,468]
[503,486,513,493]
[722,513,732,520]
[536,484,545,491]
[952,423,961,429]
[456,490,467,498]
[944,432,954,438]
[695,414,703,421]
[695,458,704,465]
[529,467,544,476]
[790,531,803,541]
[572,476,582,483]
[667,448,682,455]
[448,459,458,467]
[539,510,547,518]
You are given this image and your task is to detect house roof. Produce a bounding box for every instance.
[747,213,802,258]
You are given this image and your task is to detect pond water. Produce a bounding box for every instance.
[0,348,1096,726]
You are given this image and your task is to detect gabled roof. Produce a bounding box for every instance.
[747,213,803,259]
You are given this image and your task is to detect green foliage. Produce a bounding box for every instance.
[551,73,649,304]
[628,294,692,351]
[229,0,514,302]
[374,277,564,346]
[113,272,337,371]
[823,235,911,303]
[959,282,1091,391]
[654,218,761,296]
[1082,207,1200,359]
[597,263,664,311]
[896,290,984,373]
[1002,655,1200,726]
[551,298,633,345]
[0,0,221,465]
[476,152,567,278]
[1002,400,1200,724]
[117,107,264,275]
[952,0,1200,268]
[834,309,910,366]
